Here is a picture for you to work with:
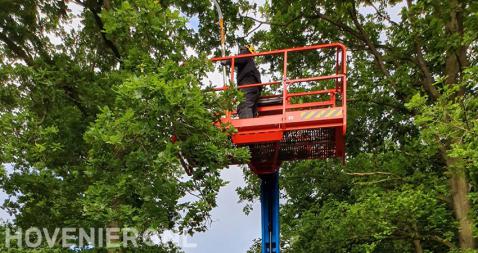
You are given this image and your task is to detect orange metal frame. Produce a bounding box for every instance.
[211,43,347,173]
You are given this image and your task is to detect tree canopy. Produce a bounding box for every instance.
[0,0,250,250]
[238,0,478,252]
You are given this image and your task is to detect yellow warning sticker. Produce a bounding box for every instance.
[300,108,342,120]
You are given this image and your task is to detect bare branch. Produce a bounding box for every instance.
[345,172,395,176]
[356,178,401,185]
[178,152,193,176]
[238,14,294,27]
[243,23,263,38]
[369,2,401,27]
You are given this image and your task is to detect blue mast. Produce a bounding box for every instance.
[260,172,280,253]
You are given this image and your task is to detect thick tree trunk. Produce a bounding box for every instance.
[448,159,475,249]
[413,239,423,253]
[443,0,475,249]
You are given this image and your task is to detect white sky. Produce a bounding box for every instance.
[183,167,260,253]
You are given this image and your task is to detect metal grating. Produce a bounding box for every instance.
[242,128,336,163]
[279,128,336,160]
[248,142,277,164]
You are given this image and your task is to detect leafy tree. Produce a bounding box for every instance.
[237,0,478,252]
[0,0,251,251]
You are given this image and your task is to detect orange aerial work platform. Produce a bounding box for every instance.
[212,43,347,175]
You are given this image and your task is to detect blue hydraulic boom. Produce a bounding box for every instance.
[260,172,280,253]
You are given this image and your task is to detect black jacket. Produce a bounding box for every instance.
[225,48,261,85]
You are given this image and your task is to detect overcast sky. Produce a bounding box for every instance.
[183,167,260,253]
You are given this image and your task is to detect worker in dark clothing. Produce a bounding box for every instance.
[222,44,262,118]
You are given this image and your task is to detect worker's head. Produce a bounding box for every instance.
[239,44,255,54]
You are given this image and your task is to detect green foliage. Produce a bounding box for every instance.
[0,0,251,251]
[407,68,478,173]
[257,148,455,253]
[237,0,478,252]
[82,59,247,233]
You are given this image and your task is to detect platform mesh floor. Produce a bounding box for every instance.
[243,128,336,163]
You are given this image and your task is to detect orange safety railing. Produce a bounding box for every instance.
[211,43,347,134]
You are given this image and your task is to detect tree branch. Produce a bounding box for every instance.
[74,0,122,62]
[406,0,440,100]
[349,1,391,80]
[0,33,34,65]
[347,97,411,114]
[239,14,299,27]
[243,23,263,39]
[178,151,193,176]
[356,178,402,185]
[305,11,364,42]
[369,2,401,27]
[425,235,456,249]
[345,171,395,176]
[391,230,457,250]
